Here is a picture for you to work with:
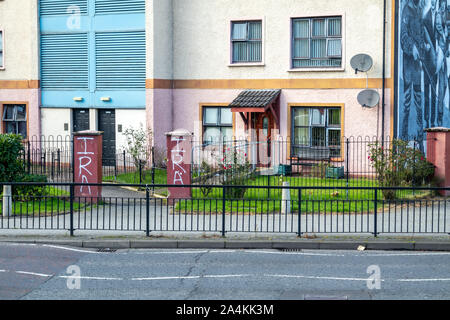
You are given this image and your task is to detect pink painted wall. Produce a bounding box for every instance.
[169,88,391,141]
[0,89,40,138]
[149,88,392,176]
[147,89,173,151]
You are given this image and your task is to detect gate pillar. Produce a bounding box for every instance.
[166,129,193,199]
[425,128,450,196]
[73,131,103,202]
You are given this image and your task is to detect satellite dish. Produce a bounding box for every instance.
[357,89,380,108]
[350,54,373,74]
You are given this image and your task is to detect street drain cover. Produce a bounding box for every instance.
[97,248,117,253]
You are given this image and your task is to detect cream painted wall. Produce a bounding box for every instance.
[0,0,39,80]
[147,0,174,79]
[116,109,147,150]
[172,0,392,80]
[40,108,71,138]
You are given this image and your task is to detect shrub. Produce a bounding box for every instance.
[122,125,153,171]
[0,134,25,183]
[13,174,48,200]
[197,161,214,197]
[368,139,435,200]
[218,147,255,199]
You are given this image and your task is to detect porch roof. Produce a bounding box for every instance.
[229,89,281,112]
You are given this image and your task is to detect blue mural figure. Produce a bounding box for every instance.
[400,0,426,140]
[423,0,438,129]
[398,0,450,145]
[435,0,449,126]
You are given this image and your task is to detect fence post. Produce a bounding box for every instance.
[346,138,350,200]
[71,138,75,183]
[151,146,155,192]
[123,150,126,174]
[27,141,31,174]
[146,186,150,237]
[267,174,270,199]
[297,188,302,237]
[374,188,378,237]
[222,186,226,237]
[69,184,74,236]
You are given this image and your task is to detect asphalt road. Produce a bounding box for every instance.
[0,243,449,300]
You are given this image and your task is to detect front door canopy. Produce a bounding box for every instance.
[229,89,281,113]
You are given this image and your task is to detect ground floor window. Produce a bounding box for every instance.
[291,106,341,157]
[2,104,27,138]
[202,106,233,144]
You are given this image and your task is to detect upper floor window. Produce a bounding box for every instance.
[0,31,4,68]
[231,21,262,63]
[292,17,342,69]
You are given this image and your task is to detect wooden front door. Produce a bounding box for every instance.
[255,112,274,167]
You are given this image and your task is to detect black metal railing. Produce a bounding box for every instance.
[0,182,448,237]
[21,136,163,184]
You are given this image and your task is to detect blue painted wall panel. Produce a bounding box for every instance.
[40,0,146,109]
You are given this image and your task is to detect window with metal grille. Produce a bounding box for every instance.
[203,107,233,144]
[291,107,341,157]
[231,21,262,63]
[2,104,27,138]
[292,17,342,68]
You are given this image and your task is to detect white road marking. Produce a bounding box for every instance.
[1,243,36,247]
[132,275,201,281]
[136,250,209,255]
[244,250,346,257]
[361,252,450,257]
[0,270,7,273]
[42,245,101,254]
[396,278,450,282]
[203,274,249,278]
[15,271,53,278]
[131,274,249,281]
[58,276,123,281]
[266,274,375,281]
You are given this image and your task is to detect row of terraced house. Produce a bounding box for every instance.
[0,0,449,165]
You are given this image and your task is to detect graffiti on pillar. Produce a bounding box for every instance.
[171,136,187,185]
[76,137,94,195]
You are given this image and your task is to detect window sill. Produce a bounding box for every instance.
[228,63,265,67]
[288,67,345,72]
[0,67,5,71]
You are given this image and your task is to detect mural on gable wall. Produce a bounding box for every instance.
[397,0,450,149]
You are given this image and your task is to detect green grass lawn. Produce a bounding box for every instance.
[0,187,86,216]
[176,175,432,214]
[103,168,167,185]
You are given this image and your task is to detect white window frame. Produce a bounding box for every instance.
[289,13,346,72]
[229,18,265,67]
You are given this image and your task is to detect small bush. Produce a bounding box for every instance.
[13,174,48,200]
[0,134,25,182]
[368,139,435,200]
